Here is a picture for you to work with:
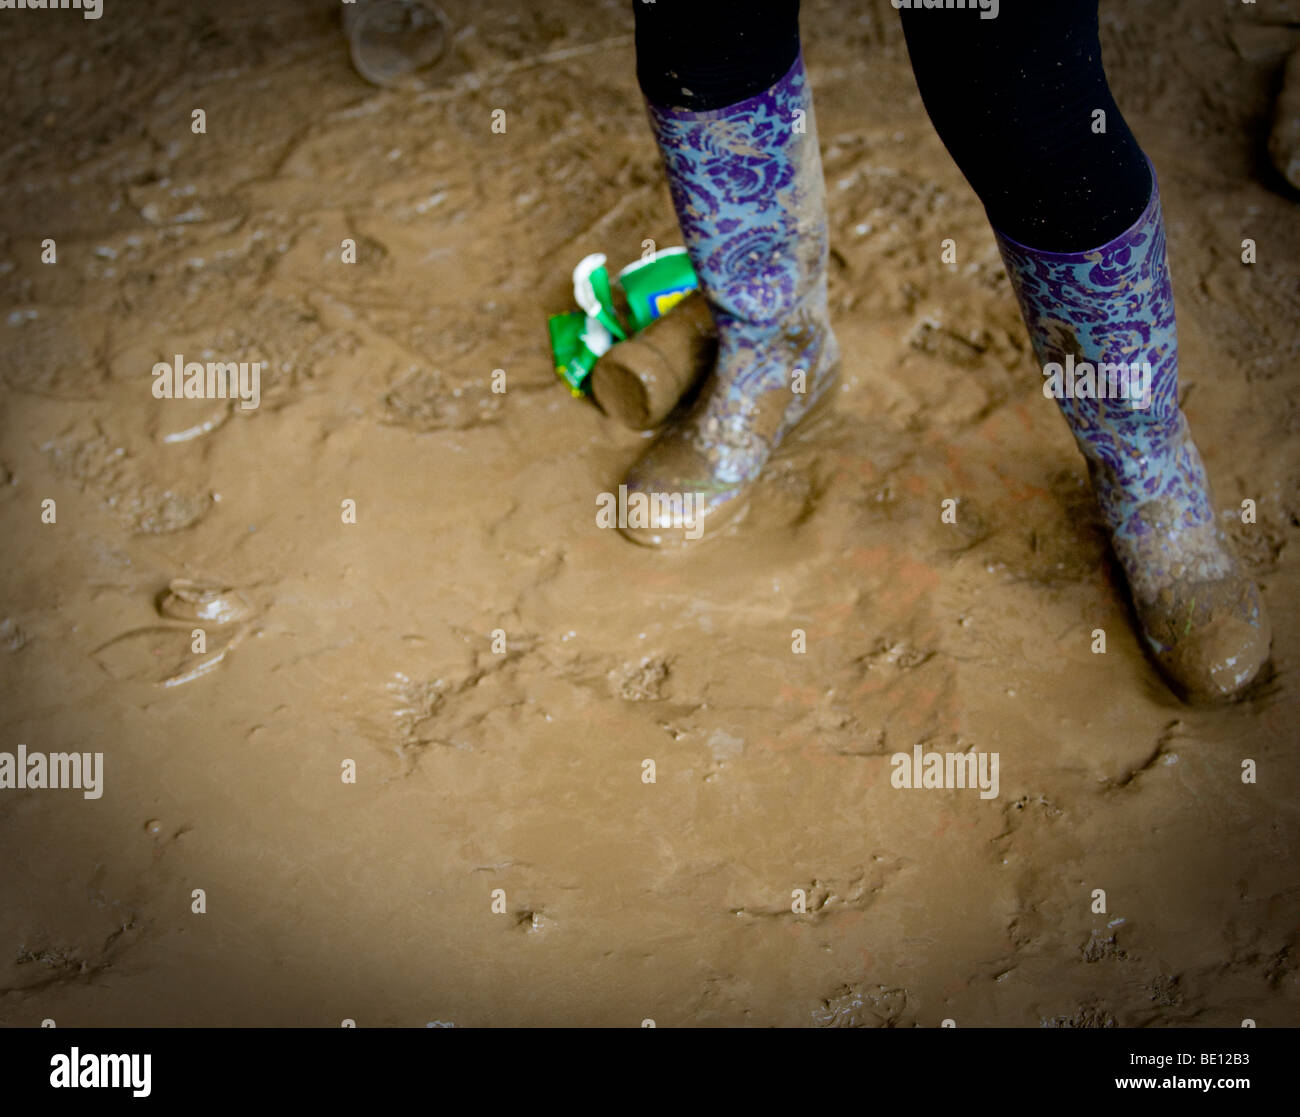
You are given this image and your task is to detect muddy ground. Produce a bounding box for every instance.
[0,0,1297,1027]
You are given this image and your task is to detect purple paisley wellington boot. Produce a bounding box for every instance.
[620,51,840,546]
[995,162,1271,702]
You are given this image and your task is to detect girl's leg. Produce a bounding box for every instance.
[622,0,839,546]
[901,0,1150,251]
[634,0,800,111]
[901,1,1270,701]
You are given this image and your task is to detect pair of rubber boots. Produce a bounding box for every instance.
[619,53,1270,704]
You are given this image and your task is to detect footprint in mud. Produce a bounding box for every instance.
[854,637,936,674]
[970,468,1108,585]
[610,655,671,701]
[812,982,912,1028]
[157,579,254,625]
[387,671,445,744]
[908,317,993,370]
[151,400,233,445]
[1,309,103,400]
[1225,500,1287,576]
[377,636,541,771]
[828,164,952,259]
[1148,974,1183,1008]
[43,425,210,535]
[1081,928,1128,964]
[734,860,903,923]
[1,618,28,652]
[1040,1002,1118,1028]
[514,909,555,934]
[126,180,247,228]
[206,294,352,405]
[381,367,504,432]
[91,579,255,687]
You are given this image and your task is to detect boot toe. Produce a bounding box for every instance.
[617,472,748,548]
[1145,583,1272,703]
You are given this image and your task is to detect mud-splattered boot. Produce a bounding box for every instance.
[620,52,840,546]
[994,163,1271,703]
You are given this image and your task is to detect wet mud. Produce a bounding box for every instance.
[0,0,1297,1026]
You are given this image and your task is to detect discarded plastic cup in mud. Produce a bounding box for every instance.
[591,291,717,430]
[547,248,713,417]
[342,0,449,87]
[589,249,712,429]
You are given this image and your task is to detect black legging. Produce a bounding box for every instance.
[633,0,1151,251]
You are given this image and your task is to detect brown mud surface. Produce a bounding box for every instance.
[1,0,1297,1026]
